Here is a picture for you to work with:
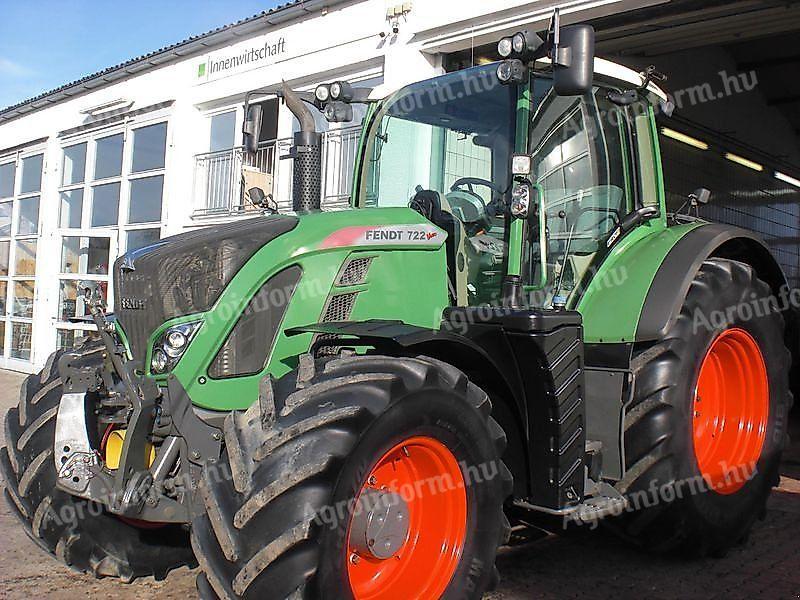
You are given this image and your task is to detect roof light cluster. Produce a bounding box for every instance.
[495,30,545,86]
[314,81,355,123]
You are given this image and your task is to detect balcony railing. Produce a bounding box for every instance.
[193,126,363,218]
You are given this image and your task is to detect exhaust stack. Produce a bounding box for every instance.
[281,81,322,212]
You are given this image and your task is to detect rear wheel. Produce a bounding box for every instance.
[613,258,792,555]
[0,343,196,581]
[191,354,512,599]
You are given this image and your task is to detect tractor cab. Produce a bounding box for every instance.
[350,55,670,311]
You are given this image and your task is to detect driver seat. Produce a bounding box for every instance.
[410,189,470,305]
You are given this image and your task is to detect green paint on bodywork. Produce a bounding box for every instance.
[576,220,703,343]
[144,208,448,411]
[114,321,132,359]
[507,84,532,277]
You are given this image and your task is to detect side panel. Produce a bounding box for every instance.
[576,221,702,343]
[166,208,450,411]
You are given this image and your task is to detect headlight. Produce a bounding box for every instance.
[512,32,527,55]
[510,183,532,219]
[497,59,527,85]
[165,330,187,357]
[329,81,353,102]
[315,84,331,103]
[151,321,202,374]
[498,37,514,58]
[151,349,169,374]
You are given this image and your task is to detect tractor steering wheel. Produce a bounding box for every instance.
[447,178,503,234]
[450,177,504,198]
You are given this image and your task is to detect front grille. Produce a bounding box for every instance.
[322,292,358,322]
[315,292,358,357]
[337,257,372,286]
[114,216,298,361]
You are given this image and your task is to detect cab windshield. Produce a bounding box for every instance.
[358,65,518,306]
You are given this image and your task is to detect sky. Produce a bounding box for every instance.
[0,0,284,110]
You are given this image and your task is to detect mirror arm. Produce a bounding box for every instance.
[606,206,660,249]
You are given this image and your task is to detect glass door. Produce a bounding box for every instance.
[55,229,118,349]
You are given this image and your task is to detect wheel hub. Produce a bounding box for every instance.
[346,436,467,600]
[349,489,410,560]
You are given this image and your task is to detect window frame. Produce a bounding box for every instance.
[0,146,45,362]
[55,114,169,347]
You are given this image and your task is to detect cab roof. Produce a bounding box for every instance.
[369,57,669,104]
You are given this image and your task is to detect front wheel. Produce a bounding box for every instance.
[191,354,512,599]
[613,258,792,555]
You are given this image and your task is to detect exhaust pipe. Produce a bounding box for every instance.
[281,81,322,212]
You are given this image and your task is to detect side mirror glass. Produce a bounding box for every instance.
[553,24,595,96]
[691,188,711,205]
[242,104,263,154]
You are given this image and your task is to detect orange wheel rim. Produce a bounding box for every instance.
[692,328,769,495]
[346,436,467,599]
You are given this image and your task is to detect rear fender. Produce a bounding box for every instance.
[636,223,792,341]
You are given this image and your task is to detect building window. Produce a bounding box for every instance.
[126,228,161,251]
[129,175,163,223]
[91,182,121,227]
[56,120,166,346]
[94,134,123,180]
[63,143,86,186]
[210,111,237,152]
[0,151,42,362]
[132,122,167,173]
[0,162,15,199]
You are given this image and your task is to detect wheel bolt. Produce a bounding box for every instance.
[368,475,377,486]
[350,553,361,565]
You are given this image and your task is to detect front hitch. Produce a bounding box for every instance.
[54,286,221,524]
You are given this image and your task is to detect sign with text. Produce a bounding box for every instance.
[197,37,288,83]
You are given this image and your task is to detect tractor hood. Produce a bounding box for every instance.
[113,215,298,360]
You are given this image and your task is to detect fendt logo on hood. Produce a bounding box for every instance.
[120,297,147,311]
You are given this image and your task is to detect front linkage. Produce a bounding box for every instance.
[55,286,221,524]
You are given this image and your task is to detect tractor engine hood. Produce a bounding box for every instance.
[113,215,298,361]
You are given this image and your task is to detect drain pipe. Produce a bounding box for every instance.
[280,81,322,212]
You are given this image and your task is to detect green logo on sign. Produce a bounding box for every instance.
[198,63,206,78]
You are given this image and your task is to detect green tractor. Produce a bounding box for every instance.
[1,12,793,600]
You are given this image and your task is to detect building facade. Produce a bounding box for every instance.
[1,0,799,372]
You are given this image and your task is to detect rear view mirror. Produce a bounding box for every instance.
[690,188,712,205]
[243,104,263,154]
[553,24,595,96]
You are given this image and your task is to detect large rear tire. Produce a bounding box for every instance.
[191,354,512,599]
[613,258,792,555]
[0,343,196,581]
